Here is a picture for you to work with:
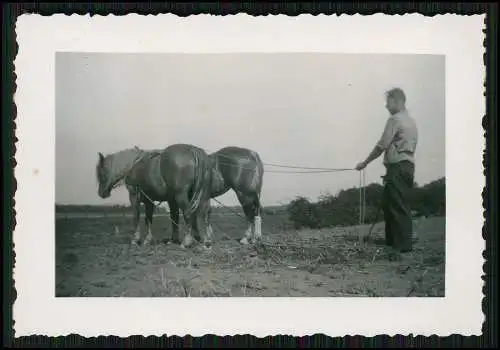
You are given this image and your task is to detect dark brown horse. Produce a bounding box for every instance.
[206,146,264,245]
[95,144,213,249]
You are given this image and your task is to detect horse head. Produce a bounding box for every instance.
[96,147,143,199]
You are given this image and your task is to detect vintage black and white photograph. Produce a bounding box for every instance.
[13,13,485,337]
[55,51,446,298]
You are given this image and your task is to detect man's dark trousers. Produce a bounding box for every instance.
[383,160,415,252]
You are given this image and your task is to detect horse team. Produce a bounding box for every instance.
[95,143,264,249]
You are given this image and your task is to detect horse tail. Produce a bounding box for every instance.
[184,147,212,219]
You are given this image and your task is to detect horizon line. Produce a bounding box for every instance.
[56,175,445,207]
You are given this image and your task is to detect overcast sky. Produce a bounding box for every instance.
[55,52,445,207]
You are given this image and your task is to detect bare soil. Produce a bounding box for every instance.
[55,212,445,298]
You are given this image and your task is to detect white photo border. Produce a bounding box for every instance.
[12,13,486,338]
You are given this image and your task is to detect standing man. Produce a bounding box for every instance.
[355,87,418,253]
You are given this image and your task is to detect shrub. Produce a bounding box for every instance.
[286,177,445,229]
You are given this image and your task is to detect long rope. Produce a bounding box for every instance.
[214,159,354,174]
[359,169,367,226]
[204,147,354,172]
[208,149,366,224]
[138,163,365,220]
[139,145,356,173]
[211,197,247,220]
[363,170,367,224]
[130,147,368,232]
[265,163,353,171]
[139,172,368,239]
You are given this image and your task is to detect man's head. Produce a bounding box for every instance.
[385,87,406,115]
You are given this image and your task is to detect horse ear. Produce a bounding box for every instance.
[98,152,104,164]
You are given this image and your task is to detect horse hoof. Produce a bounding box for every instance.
[201,241,212,250]
[200,246,212,253]
[131,240,141,247]
[171,238,182,245]
[240,237,250,245]
[181,241,196,249]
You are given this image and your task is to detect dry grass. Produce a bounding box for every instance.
[55,213,445,298]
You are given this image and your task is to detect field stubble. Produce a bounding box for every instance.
[56,211,445,298]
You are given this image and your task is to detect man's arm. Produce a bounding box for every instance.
[356,117,397,170]
[362,144,384,165]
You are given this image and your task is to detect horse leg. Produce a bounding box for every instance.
[252,193,263,242]
[176,191,195,249]
[191,213,202,243]
[194,199,212,249]
[129,190,141,246]
[167,199,182,245]
[205,202,214,243]
[143,200,154,246]
[236,192,256,245]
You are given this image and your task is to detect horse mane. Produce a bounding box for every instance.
[95,147,143,189]
[95,157,103,185]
